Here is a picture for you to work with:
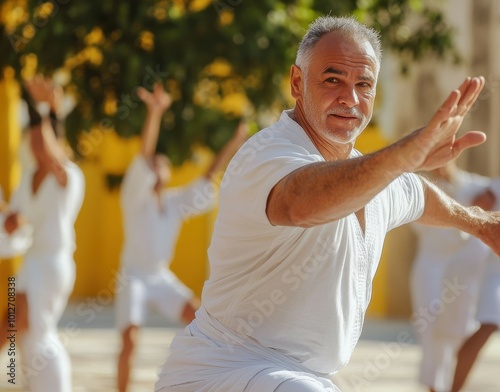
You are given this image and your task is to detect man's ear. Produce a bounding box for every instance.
[290,64,303,100]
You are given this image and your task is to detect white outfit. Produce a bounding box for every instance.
[116,155,215,330]
[155,110,425,391]
[10,161,85,392]
[0,138,36,259]
[475,179,500,326]
[475,253,500,326]
[410,170,491,391]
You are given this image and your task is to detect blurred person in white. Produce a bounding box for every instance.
[116,83,248,392]
[154,15,500,392]
[410,159,494,392]
[0,75,85,392]
[0,95,40,260]
[451,178,500,392]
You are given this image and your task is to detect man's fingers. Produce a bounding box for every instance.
[456,76,472,99]
[456,76,485,115]
[425,77,485,140]
[452,131,487,159]
[465,76,485,111]
[427,89,461,130]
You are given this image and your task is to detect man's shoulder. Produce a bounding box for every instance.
[241,112,317,156]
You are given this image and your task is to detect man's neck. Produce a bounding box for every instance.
[288,106,353,161]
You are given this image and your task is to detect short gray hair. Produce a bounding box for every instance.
[296,16,382,72]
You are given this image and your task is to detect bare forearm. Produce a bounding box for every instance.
[418,178,500,245]
[140,109,164,158]
[268,76,488,228]
[268,145,407,227]
[137,84,172,157]
[31,122,67,169]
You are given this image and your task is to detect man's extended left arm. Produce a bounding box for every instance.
[416,176,500,257]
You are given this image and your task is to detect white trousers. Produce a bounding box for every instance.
[476,253,500,326]
[17,252,75,392]
[155,307,339,392]
[410,237,489,391]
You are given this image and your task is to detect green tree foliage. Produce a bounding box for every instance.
[0,0,458,164]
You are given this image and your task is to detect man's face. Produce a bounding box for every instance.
[292,31,378,145]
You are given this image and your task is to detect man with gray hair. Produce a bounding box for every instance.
[155,15,500,391]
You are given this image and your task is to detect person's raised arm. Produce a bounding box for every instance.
[25,73,65,130]
[267,76,486,227]
[204,120,249,181]
[137,84,172,159]
[24,76,68,186]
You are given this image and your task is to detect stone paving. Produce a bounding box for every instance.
[1,302,499,391]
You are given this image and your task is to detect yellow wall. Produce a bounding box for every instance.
[0,69,23,316]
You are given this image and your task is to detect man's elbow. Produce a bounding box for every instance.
[287,207,318,228]
[267,204,317,228]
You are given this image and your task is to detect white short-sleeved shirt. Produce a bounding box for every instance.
[120,155,216,271]
[8,161,85,258]
[202,110,425,376]
[475,178,500,325]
